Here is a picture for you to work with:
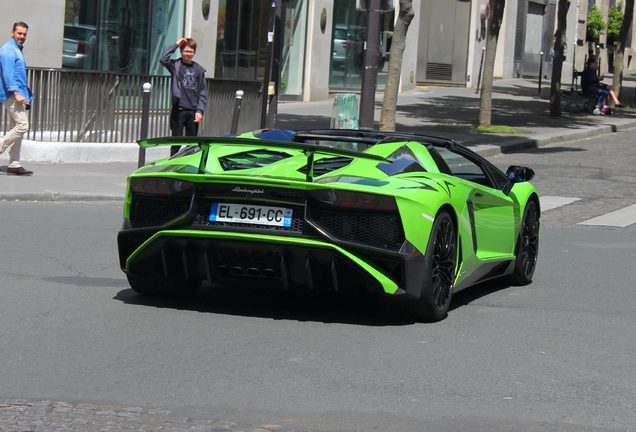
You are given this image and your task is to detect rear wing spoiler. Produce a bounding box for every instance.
[138,136,390,182]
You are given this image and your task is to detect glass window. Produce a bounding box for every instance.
[63,0,184,74]
[100,0,151,74]
[149,1,186,76]
[280,0,307,98]
[329,0,394,91]
[216,0,269,81]
[434,146,491,187]
[63,0,98,69]
[376,146,427,176]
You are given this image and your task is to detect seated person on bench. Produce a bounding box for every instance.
[581,56,623,114]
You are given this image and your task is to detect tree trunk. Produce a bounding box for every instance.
[612,0,634,100]
[549,0,570,117]
[380,0,415,131]
[478,0,506,128]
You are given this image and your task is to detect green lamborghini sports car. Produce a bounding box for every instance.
[117,129,540,322]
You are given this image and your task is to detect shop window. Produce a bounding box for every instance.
[216,0,269,81]
[329,0,394,91]
[62,0,184,75]
[280,0,307,98]
[62,0,98,69]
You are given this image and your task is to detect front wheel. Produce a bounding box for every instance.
[507,199,540,285]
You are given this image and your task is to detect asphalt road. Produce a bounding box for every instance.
[1,131,636,431]
[1,212,635,430]
[488,126,636,232]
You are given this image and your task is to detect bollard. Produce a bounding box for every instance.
[230,90,244,135]
[476,47,485,94]
[138,82,151,168]
[537,52,544,99]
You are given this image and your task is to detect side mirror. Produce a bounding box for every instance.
[506,165,535,183]
[503,166,535,195]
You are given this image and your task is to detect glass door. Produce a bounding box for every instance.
[329,0,393,91]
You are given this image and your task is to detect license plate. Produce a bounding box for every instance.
[209,203,293,227]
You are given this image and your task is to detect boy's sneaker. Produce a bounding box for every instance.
[593,108,603,115]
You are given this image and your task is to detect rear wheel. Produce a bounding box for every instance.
[418,212,457,321]
[127,273,201,299]
[507,199,540,285]
[383,211,457,322]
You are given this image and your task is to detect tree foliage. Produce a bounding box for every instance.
[586,5,606,43]
[607,2,624,46]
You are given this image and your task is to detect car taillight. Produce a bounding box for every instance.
[310,190,397,211]
[131,178,194,195]
[77,41,87,54]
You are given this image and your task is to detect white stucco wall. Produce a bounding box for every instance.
[494,0,514,79]
[303,1,332,101]
[398,1,419,93]
[0,0,65,69]
[186,0,219,76]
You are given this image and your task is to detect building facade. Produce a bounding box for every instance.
[1,0,634,102]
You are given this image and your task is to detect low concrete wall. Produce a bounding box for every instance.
[7,140,171,164]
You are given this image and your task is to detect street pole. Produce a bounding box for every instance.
[260,1,276,129]
[138,82,151,168]
[359,0,381,130]
[266,0,283,129]
[476,47,485,94]
[537,52,544,99]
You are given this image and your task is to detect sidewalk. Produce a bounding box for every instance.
[2,76,636,202]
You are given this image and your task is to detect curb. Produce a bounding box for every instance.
[0,192,125,202]
[482,118,636,155]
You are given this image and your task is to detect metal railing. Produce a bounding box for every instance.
[1,68,262,142]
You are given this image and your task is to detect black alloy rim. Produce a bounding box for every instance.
[520,202,539,278]
[432,217,456,311]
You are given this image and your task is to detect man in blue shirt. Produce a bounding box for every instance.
[0,22,33,176]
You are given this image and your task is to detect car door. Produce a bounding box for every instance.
[436,147,516,259]
[468,185,516,259]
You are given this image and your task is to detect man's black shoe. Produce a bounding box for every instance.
[7,166,33,176]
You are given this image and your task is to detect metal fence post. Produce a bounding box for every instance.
[230,90,244,135]
[476,47,485,94]
[138,82,151,168]
[537,52,544,99]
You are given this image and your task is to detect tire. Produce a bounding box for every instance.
[382,211,457,322]
[507,199,540,286]
[417,212,457,321]
[126,273,201,299]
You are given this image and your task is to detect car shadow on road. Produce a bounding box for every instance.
[449,280,510,311]
[114,278,515,326]
[114,284,415,326]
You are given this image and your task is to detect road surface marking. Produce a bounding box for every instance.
[540,196,581,212]
[579,203,636,227]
